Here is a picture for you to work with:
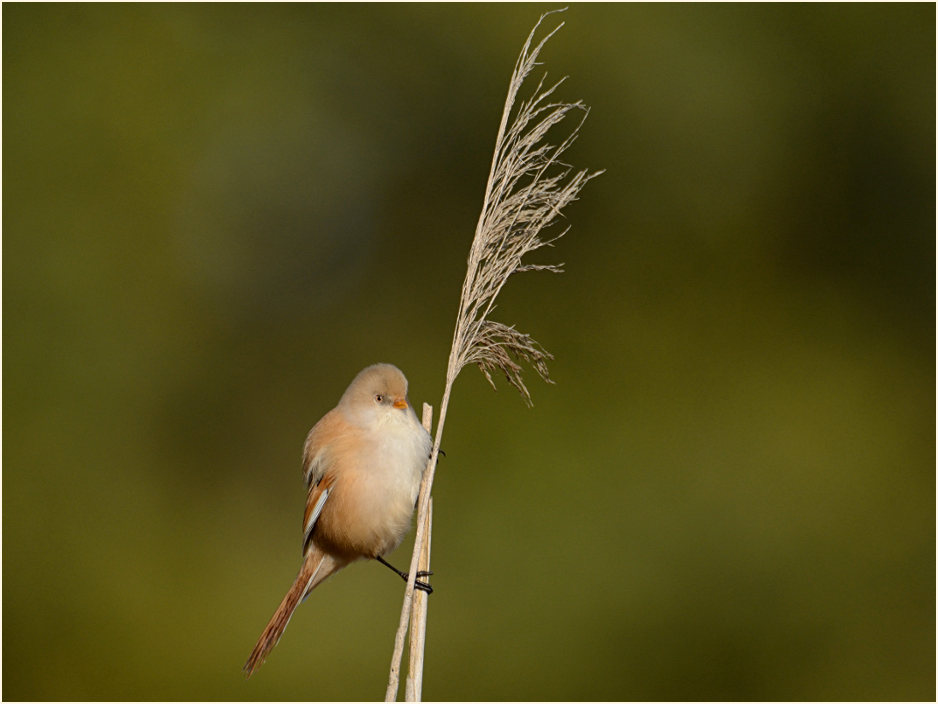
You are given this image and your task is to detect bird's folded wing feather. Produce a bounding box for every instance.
[303,475,335,553]
[302,416,328,489]
[301,410,347,553]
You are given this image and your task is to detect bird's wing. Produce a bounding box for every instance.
[302,414,330,489]
[303,472,336,554]
[300,410,347,554]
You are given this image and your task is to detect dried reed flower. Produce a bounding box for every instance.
[386,9,600,700]
[449,7,603,405]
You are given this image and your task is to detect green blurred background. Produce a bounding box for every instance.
[3,3,934,700]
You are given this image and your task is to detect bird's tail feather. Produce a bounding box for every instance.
[243,550,336,677]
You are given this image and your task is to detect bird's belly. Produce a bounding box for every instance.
[316,429,428,560]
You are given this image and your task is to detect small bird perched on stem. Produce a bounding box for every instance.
[244,363,433,677]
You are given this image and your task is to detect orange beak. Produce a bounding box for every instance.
[392,398,408,410]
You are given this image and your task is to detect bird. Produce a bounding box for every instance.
[243,363,433,677]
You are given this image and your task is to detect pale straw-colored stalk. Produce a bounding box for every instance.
[384,9,602,700]
[403,405,434,702]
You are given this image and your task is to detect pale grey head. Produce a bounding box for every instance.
[338,363,414,424]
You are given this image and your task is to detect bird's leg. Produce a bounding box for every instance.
[376,555,433,594]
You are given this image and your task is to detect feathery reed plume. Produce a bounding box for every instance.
[385,9,601,700]
[451,10,602,404]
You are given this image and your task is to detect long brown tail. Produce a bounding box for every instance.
[243,549,341,677]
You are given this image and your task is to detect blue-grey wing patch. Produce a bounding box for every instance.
[303,482,330,554]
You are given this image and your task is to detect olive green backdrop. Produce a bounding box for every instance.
[3,3,934,701]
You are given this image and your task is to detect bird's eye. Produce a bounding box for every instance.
[374,394,384,403]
